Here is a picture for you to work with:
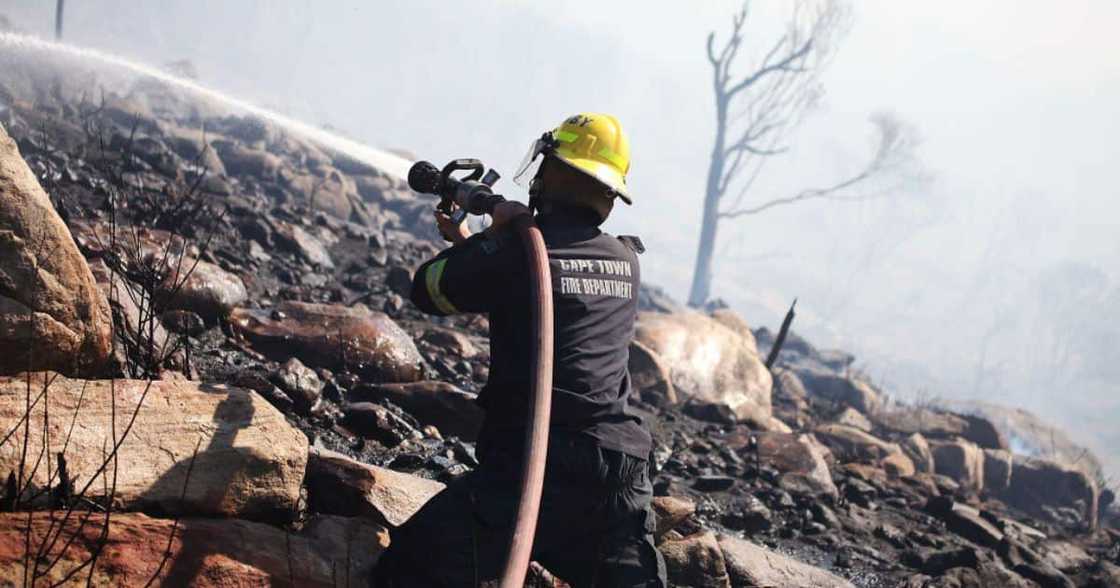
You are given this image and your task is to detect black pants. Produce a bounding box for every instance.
[372,433,666,587]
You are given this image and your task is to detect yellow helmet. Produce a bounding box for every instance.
[514,113,632,204]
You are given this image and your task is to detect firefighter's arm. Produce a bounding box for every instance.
[410,230,514,316]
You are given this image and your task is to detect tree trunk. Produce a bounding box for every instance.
[55,0,65,40]
[688,101,728,307]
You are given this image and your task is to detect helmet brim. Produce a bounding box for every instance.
[553,152,632,205]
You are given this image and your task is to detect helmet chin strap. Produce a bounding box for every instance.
[527,161,553,216]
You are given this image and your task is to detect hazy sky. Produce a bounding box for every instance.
[3,1,1118,469]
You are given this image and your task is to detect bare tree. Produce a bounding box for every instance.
[688,0,920,307]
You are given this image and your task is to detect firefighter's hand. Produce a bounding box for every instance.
[487,201,531,233]
[435,209,470,244]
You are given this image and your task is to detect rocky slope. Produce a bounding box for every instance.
[0,40,1118,587]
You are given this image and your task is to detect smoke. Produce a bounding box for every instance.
[1,0,1118,474]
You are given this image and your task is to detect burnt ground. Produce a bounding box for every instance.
[2,49,1118,587]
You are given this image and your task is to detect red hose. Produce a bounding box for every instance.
[498,214,554,588]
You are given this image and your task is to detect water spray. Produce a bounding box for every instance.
[0,31,412,181]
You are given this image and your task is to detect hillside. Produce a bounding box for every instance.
[0,36,1118,587]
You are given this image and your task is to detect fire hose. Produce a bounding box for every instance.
[408,159,553,587]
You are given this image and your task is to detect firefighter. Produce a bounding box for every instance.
[373,113,666,587]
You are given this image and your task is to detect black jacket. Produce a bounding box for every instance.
[410,207,651,459]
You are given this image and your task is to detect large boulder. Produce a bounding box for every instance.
[0,511,388,587]
[635,310,771,423]
[282,165,362,221]
[718,534,854,588]
[0,373,307,519]
[755,432,839,498]
[983,448,1014,493]
[349,381,483,441]
[813,423,914,476]
[902,432,935,473]
[960,413,1009,450]
[929,438,986,493]
[304,447,444,527]
[659,530,731,588]
[0,125,112,375]
[794,367,881,414]
[833,407,873,432]
[651,496,696,538]
[156,258,247,322]
[230,302,424,382]
[273,221,335,269]
[1002,456,1099,530]
[628,340,678,405]
[213,140,283,179]
[925,497,1004,547]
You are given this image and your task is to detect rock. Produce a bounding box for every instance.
[386,265,413,296]
[762,416,794,433]
[752,432,838,498]
[982,448,1013,493]
[843,476,878,507]
[651,496,695,537]
[349,381,483,441]
[419,326,480,358]
[813,424,912,474]
[0,373,308,519]
[272,357,323,412]
[165,124,227,176]
[873,406,969,439]
[925,498,1004,547]
[959,413,1009,450]
[902,432,936,473]
[659,531,731,588]
[229,301,424,382]
[772,368,809,407]
[1002,456,1099,530]
[0,125,112,375]
[722,495,772,533]
[811,503,842,528]
[341,402,416,446]
[274,221,334,269]
[628,340,677,405]
[635,311,772,423]
[305,447,444,527]
[683,401,738,425]
[1039,540,1092,573]
[283,166,359,221]
[908,546,980,574]
[1014,562,1076,588]
[881,449,917,478]
[161,309,206,336]
[213,140,282,179]
[718,534,855,588]
[930,438,986,492]
[949,401,1105,480]
[942,561,1040,588]
[694,475,737,492]
[707,308,759,354]
[298,515,392,583]
[834,407,873,432]
[0,511,388,586]
[330,151,381,177]
[157,258,247,322]
[1091,561,1120,588]
[794,367,881,414]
